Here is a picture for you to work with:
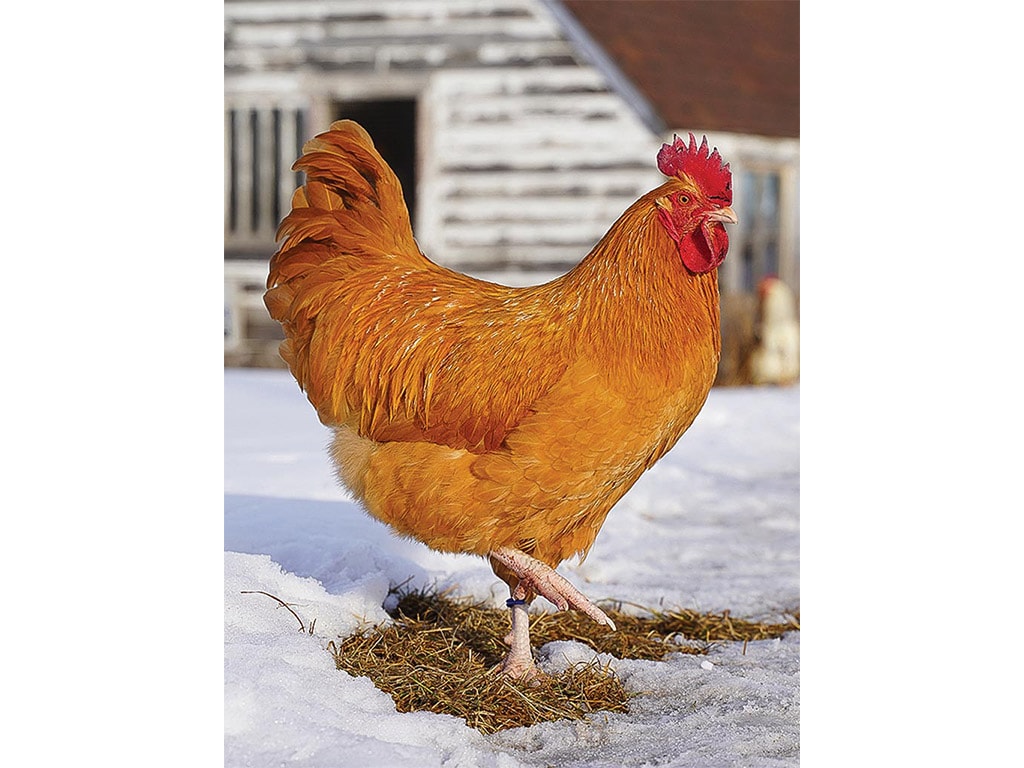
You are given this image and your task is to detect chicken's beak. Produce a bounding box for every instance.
[706,206,738,225]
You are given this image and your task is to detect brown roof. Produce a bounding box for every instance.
[560,0,799,138]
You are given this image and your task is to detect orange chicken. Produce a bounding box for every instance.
[265,122,736,678]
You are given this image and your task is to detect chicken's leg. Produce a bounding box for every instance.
[489,546,616,679]
[498,589,538,679]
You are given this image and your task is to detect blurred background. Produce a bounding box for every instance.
[224,0,799,385]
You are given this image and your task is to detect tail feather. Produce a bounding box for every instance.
[265,119,426,394]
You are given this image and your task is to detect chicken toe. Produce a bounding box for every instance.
[489,547,617,630]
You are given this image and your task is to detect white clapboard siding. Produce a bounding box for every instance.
[417,65,661,268]
[227,0,545,24]
[225,0,565,74]
[446,92,629,122]
[433,168,656,198]
[231,18,559,46]
[438,122,655,153]
[441,196,638,224]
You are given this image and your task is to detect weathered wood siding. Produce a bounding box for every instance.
[417,67,660,270]
[224,0,661,271]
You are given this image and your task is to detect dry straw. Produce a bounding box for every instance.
[329,587,798,734]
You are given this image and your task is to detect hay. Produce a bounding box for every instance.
[329,587,798,734]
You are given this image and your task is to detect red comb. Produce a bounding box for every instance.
[657,134,732,203]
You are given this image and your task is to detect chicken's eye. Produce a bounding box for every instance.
[676,194,690,204]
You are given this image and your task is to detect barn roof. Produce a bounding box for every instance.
[556,0,799,139]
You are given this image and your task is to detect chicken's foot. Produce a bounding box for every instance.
[489,547,617,630]
[489,547,615,680]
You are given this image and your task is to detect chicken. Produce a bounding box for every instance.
[264,121,736,679]
[747,275,800,386]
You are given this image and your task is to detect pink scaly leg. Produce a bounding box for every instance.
[489,547,616,679]
[497,585,538,680]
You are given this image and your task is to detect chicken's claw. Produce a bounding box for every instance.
[489,547,617,630]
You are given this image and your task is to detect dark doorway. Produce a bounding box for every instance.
[333,99,418,227]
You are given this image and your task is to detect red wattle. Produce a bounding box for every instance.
[680,223,729,274]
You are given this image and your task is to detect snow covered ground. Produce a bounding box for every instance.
[224,368,800,767]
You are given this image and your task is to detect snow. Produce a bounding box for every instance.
[224,368,800,767]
